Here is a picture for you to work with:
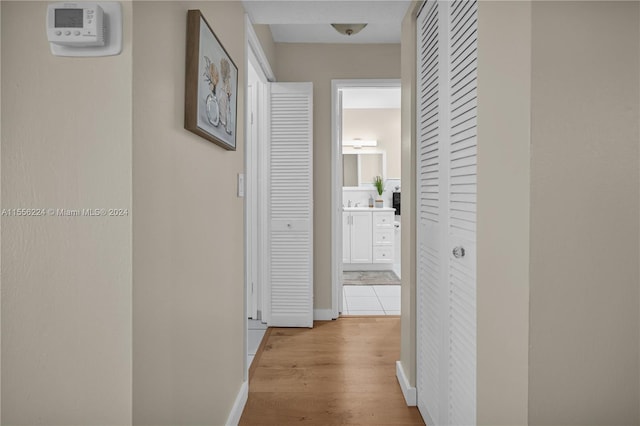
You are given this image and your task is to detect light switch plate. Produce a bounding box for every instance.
[237,173,245,197]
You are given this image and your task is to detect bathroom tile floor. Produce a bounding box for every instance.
[341,285,401,315]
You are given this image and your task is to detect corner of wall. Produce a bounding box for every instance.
[250,22,277,80]
[224,381,248,426]
[399,0,421,389]
[0,2,3,421]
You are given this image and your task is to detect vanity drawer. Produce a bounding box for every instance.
[373,212,394,228]
[373,246,393,263]
[373,228,393,245]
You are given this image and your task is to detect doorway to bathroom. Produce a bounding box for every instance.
[331,79,402,316]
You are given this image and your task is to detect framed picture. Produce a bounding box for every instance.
[185,10,238,150]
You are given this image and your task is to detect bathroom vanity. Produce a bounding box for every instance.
[342,207,395,270]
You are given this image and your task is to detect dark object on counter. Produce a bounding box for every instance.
[393,192,401,216]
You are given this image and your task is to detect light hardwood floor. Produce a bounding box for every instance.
[240,317,425,425]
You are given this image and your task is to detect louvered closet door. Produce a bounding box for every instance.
[267,82,313,328]
[416,1,477,425]
[416,1,447,425]
[447,1,477,423]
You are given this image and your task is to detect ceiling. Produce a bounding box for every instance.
[242,1,411,44]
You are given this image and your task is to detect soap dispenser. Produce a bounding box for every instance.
[368,194,374,208]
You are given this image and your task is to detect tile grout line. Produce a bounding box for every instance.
[372,285,390,315]
[349,286,385,314]
[344,284,402,315]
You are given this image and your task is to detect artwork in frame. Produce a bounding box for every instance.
[185,10,238,150]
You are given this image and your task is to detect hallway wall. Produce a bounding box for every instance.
[132,2,246,425]
[529,2,640,424]
[1,2,249,424]
[399,2,418,393]
[1,2,133,424]
[0,4,3,421]
[476,2,532,423]
[253,24,277,77]
[275,43,401,311]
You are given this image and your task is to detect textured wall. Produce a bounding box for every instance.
[132,2,246,425]
[529,2,640,424]
[476,2,531,424]
[1,2,133,424]
[133,2,245,425]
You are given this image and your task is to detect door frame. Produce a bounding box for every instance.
[330,79,401,318]
[244,14,275,377]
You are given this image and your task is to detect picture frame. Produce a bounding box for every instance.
[185,10,238,150]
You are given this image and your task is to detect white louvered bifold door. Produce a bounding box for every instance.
[267,82,314,328]
[416,1,447,425]
[447,1,477,424]
[416,1,477,425]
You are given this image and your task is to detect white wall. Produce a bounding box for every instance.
[1,2,133,424]
[132,2,246,425]
[343,108,402,179]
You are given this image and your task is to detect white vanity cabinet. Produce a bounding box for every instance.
[343,211,372,263]
[343,208,395,269]
[372,211,394,263]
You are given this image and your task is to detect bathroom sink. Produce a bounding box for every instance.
[343,206,374,211]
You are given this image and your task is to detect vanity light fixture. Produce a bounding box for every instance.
[331,23,368,36]
[343,139,377,149]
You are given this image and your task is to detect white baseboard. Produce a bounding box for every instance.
[225,380,248,426]
[396,361,416,406]
[314,309,334,320]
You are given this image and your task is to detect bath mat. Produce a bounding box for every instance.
[343,271,400,286]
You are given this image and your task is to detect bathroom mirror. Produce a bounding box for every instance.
[342,149,386,188]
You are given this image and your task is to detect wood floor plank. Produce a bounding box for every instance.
[240,318,425,426]
[250,366,400,393]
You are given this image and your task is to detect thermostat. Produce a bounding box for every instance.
[46,2,122,57]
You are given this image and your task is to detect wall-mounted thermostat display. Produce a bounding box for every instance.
[46,2,122,57]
